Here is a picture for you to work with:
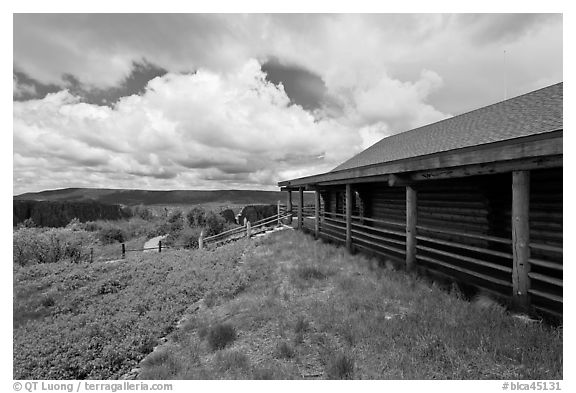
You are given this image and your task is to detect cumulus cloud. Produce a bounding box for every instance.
[13,60,361,194]
[13,74,38,99]
[12,14,562,194]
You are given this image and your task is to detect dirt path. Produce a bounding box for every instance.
[144,235,167,252]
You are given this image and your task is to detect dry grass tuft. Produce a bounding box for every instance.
[206,323,237,351]
[326,352,355,379]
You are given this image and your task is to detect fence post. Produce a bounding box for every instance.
[406,185,417,271]
[287,190,293,224]
[315,190,320,239]
[158,240,162,253]
[90,247,94,264]
[512,170,531,311]
[298,187,304,230]
[198,230,204,250]
[277,200,281,227]
[121,243,126,259]
[345,184,352,251]
[246,220,252,238]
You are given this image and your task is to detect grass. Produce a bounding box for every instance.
[137,230,562,380]
[13,239,250,379]
[207,323,237,351]
[326,352,355,379]
[14,227,563,380]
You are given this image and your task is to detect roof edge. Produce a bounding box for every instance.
[278,129,563,187]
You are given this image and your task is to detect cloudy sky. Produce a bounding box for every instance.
[12,13,562,195]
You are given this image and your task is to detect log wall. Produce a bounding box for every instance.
[315,167,562,319]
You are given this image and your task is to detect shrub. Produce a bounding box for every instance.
[206,323,237,351]
[220,209,236,224]
[98,227,125,244]
[65,218,83,231]
[204,211,226,236]
[13,227,95,266]
[187,207,207,227]
[168,210,184,232]
[16,218,36,229]
[326,353,355,379]
[132,204,154,221]
[163,227,203,249]
[275,341,295,359]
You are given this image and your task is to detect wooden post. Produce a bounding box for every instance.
[287,190,293,224]
[158,240,162,253]
[298,187,304,230]
[315,191,320,239]
[90,248,93,264]
[121,243,126,259]
[406,186,417,271]
[198,230,204,250]
[512,170,531,310]
[277,200,281,226]
[246,220,252,238]
[345,184,352,251]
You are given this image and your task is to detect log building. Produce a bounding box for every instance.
[278,83,563,319]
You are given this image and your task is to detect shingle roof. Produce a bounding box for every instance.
[333,83,563,172]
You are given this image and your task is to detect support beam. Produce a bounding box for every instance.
[346,184,352,251]
[512,170,531,310]
[315,191,320,238]
[406,186,417,271]
[298,187,304,230]
[388,174,410,187]
[286,190,293,224]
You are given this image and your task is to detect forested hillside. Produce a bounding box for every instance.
[13,200,131,227]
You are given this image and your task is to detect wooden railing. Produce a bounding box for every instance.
[307,207,561,318]
[201,211,293,249]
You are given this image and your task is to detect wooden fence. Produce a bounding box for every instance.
[91,204,295,262]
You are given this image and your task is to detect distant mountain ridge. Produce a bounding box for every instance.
[14,188,312,206]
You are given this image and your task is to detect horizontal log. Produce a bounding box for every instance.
[530,243,563,253]
[416,224,511,245]
[416,254,513,287]
[350,215,405,227]
[416,244,512,273]
[319,230,346,243]
[323,216,346,226]
[416,234,513,259]
[529,258,562,271]
[324,211,346,218]
[418,217,490,234]
[204,227,246,242]
[529,289,563,304]
[353,238,405,256]
[351,221,405,237]
[418,205,490,217]
[320,224,346,236]
[354,243,406,262]
[528,272,563,287]
[253,213,291,227]
[351,228,407,247]
[321,222,346,233]
[418,200,487,209]
[419,266,510,299]
[410,154,563,182]
[418,212,490,225]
